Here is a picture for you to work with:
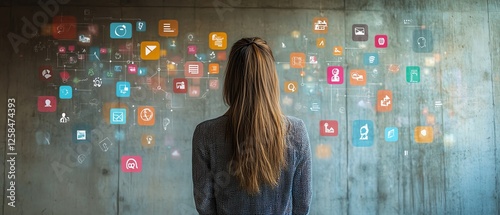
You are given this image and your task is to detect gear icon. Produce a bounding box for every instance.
[93,77,102,87]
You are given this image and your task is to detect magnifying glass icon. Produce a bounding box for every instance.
[287,83,296,92]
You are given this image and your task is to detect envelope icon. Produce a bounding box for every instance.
[113,112,123,122]
[110,108,126,124]
[355,27,365,35]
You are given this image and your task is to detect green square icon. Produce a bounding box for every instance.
[406,66,420,83]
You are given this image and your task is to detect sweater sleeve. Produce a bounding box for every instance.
[192,124,217,214]
[292,119,312,215]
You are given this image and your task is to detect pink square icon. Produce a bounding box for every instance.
[100,47,107,54]
[327,66,344,84]
[58,46,66,53]
[184,61,204,77]
[189,85,200,97]
[320,120,338,136]
[209,79,219,90]
[128,64,137,74]
[68,45,75,52]
[375,35,388,48]
[121,155,142,173]
[187,45,197,55]
[38,96,57,112]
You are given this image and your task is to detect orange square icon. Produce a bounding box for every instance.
[312,17,328,34]
[209,63,220,74]
[290,52,306,68]
[284,81,298,93]
[158,20,178,37]
[141,134,155,148]
[140,41,160,60]
[316,144,332,159]
[333,46,343,56]
[349,69,366,86]
[377,90,393,112]
[316,38,326,48]
[415,126,433,143]
[138,106,155,126]
[209,32,227,50]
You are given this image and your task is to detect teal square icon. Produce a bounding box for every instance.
[136,21,146,32]
[110,108,126,124]
[352,120,374,147]
[363,53,379,66]
[385,127,398,142]
[406,66,420,83]
[110,23,132,39]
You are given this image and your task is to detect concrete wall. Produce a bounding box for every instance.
[1,0,499,214]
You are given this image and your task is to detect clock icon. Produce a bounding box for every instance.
[114,25,127,37]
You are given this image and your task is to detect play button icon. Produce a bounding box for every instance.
[141,41,160,60]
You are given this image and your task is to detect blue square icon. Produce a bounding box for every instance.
[413,29,433,53]
[352,120,374,147]
[363,53,379,66]
[110,108,127,124]
[385,127,399,142]
[59,85,72,99]
[116,81,131,97]
[114,65,123,72]
[138,67,147,76]
[90,46,100,62]
[136,21,146,32]
[110,23,132,39]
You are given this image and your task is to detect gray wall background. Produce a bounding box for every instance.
[0,0,499,214]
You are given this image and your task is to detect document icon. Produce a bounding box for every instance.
[110,108,126,124]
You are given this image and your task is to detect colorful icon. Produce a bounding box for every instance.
[187,45,197,55]
[349,69,367,86]
[352,120,374,147]
[312,17,328,34]
[141,134,155,147]
[110,108,127,124]
[209,32,227,50]
[327,66,344,84]
[406,66,420,83]
[217,51,227,61]
[184,61,204,77]
[284,81,298,93]
[385,127,399,142]
[72,124,91,143]
[89,46,100,62]
[209,79,219,90]
[413,29,433,53]
[375,34,388,48]
[140,41,160,60]
[110,23,132,39]
[59,85,73,99]
[114,65,123,72]
[189,85,200,97]
[116,81,130,97]
[127,64,137,74]
[316,38,326,48]
[363,53,379,66]
[377,90,393,112]
[102,102,128,124]
[320,120,338,136]
[209,63,220,74]
[316,144,332,159]
[333,46,343,56]
[136,21,146,32]
[173,78,188,93]
[38,96,57,112]
[138,67,147,76]
[352,24,368,41]
[290,52,306,68]
[138,106,155,126]
[415,126,433,143]
[52,16,77,39]
[121,155,142,173]
[158,20,178,37]
[39,66,53,81]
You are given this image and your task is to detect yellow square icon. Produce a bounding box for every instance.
[415,126,433,143]
[140,41,160,60]
[209,32,227,50]
[209,63,220,74]
[313,17,328,34]
[317,38,326,48]
[290,52,306,68]
[333,46,343,56]
[141,134,155,148]
[158,20,178,37]
[284,81,298,93]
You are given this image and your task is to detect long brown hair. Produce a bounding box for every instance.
[223,37,287,195]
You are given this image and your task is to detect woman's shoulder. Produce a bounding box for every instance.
[196,115,228,129]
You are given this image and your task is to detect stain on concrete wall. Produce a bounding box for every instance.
[1,0,499,214]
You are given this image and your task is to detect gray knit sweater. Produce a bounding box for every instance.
[192,115,312,215]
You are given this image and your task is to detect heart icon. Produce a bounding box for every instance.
[420,129,427,136]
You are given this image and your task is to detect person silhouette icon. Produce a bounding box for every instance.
[45,99,52,107]
[60,113,69,123]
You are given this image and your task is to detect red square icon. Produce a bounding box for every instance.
[121,155,142,173]
[375,35,388,48]
[217,51,227,61]
[52,16,77,39]
[173,78,188,93]
[38,96,57,112]
[184,61,204,77]
[320,120,338,136]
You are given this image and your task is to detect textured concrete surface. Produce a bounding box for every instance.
[0,0,499,214]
